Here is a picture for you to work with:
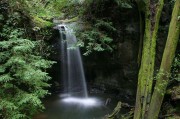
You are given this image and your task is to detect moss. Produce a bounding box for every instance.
[134,0,165,118]
[32,16,53,28]
[147,0,180,118]
[60,16,79,23]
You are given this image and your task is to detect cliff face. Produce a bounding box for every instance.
[83,8,140,103]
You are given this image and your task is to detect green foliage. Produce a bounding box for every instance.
[7,0,66,28]
[77,20,116,55]
[0,9,55,119]
[32,16,53,28]
[58,0,85,18]
[95,20,116,32]
[74,0,135,56]
[172,54,180,81]
[9,0,59,19]
[0,14,4,21]
[49,0,68,12]
[114,0,132,8]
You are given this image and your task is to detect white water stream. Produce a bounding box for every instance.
[59,24,98,106]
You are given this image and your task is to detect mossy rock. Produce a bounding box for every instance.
[32,16,53,28]
[54,16,79,24]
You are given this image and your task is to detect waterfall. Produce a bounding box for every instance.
[59,24,88,98]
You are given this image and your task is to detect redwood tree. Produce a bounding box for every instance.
[147,0,180,118]
[134,0,164,118]
[134,0,180,119]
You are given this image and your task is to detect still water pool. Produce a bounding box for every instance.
[34,93,119,119]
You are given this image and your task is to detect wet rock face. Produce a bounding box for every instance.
[83,9,140,103]
[117,39,136,64]
[84,43,139,102]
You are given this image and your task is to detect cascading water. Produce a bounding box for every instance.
[34,24,113,119]
[58,24,97,106]
[59,24,87,97]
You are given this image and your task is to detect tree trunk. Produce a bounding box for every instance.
[134,0,164,119]
[147,0,180,118]
[137,2,144,67]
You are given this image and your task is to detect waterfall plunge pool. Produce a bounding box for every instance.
[34,92,119,119]
[61,97,100,107]
[33,24,119,119]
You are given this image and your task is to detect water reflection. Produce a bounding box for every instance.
[34,93,118,119]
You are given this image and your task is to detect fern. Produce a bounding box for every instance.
[0,10,55,119]
[0,74,14,82]
[78,20,115,55]
[95,20,116,32]
[114,0,132,8]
